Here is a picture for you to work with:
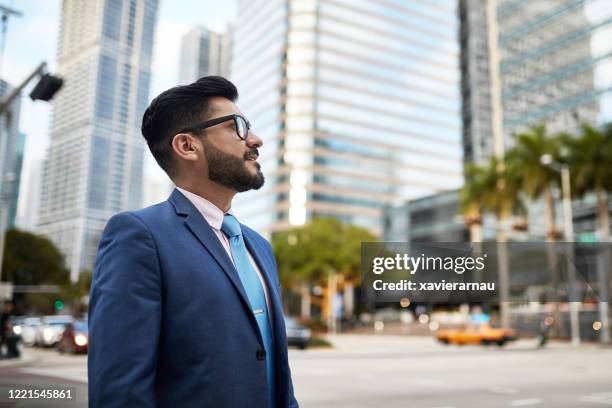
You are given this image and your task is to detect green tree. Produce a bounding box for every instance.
[460,163,489,242]
[562,123,612,344]
[507,124,561,239]
[2,229,69,285]
[2,229,69,314]
[479,157,524,230]
[507,124,564,335]
[60,270,92,316]
[481,156,524,327]
[562,123,612,239]
[461,156,523,326]
[272,218,376,320]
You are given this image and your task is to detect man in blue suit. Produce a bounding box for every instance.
[88,76,299,408]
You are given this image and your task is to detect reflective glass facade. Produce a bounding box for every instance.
[38,0,158,280]
[500,0,612,136]
[231,0,463,237]
[0,80,22,235]
[462,0,612,166]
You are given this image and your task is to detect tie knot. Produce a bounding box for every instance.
[221,214,242,238]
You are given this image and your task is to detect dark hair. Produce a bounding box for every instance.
[141,76,239,178]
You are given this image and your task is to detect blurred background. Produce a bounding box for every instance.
[0,0,610,407]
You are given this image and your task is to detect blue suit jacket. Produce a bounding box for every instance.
[88,189,299,407]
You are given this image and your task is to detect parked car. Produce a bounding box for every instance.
[14,317,42,347]
[35,316,74,347]
[9,316,24,336]
[436,323,517,346]
[285,317,311,349]
[57,320,88,354]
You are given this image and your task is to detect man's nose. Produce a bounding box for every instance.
[245,130,263,148]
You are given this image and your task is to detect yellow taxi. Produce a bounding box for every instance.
[436,323,517,346]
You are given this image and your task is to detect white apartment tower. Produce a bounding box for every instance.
[179,26,231,84]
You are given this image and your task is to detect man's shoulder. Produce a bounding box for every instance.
[106,201,175,232]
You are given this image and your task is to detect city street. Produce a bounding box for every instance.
[0,349,87,407]
[292,335,612,408]
[0,335,610,407]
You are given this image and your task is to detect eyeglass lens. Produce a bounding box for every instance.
[236,116,248,139]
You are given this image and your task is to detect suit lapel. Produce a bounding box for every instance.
[169,190,258,336]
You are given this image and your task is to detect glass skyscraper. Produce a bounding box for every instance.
[461,0,612,165]
[500,0,612,136]
[38,0,158,280]
[231,0,463,237]
[0,80,22,268]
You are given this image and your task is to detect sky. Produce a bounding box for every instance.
[1,0,237,221]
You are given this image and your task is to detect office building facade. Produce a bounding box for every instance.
[461,0,612,165]
[384,190,468,242]
[179,26,231,83]
[7,132,25,229]
[460,0,612,239]
[38,0,158,280]
[0,80,22,239]
[231,0,463,237]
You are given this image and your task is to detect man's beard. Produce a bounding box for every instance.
[203,141,265,192]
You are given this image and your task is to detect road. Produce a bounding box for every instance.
[0,335,609,407]
[0,349,87,407]
[291,335,612,407]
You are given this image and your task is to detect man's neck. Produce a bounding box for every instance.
[174,180,235,213]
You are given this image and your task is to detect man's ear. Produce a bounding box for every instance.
[171,133,200,162]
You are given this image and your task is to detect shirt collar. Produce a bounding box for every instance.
[176,187,233,231]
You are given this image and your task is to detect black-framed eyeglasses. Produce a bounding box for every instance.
[170,114,251,145]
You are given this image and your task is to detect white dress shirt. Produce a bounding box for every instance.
[176,187,273,326]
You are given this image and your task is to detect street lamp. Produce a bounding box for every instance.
[540,153,581,346]
[0,62,63,291]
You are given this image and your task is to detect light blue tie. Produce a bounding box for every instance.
[221,214,275,407]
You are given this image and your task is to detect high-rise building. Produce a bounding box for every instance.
[459,0,494,166]
[498,0,611,137]
[231,0,463,237]
[38,0,158,280]
[384,190,468,242]
[461,0,612,166]
[16,157,43,232]
[7,132,25,229]
[0,79,22,235]
[460,0,612,239]
[179,26,231,84]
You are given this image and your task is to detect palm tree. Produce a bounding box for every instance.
[508,124,563,335]
[562,123,612,343]
[480,156,524,236]
[460,163,489,242]
[507,124,561,240]
[460,156,523,326]
[562,123,612,239]
[480,156,524,327]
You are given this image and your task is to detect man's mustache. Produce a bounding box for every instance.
[244,149,259,160]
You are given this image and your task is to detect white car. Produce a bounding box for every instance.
[35,316,74,347]
[14,317,42,347]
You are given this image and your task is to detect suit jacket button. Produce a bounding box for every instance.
[256,349,266,360]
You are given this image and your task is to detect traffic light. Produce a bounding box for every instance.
[54,299,64,311]
[29,73,63,102]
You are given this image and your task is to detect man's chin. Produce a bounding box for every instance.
[245,159,261,170]
[251,174,265,190]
